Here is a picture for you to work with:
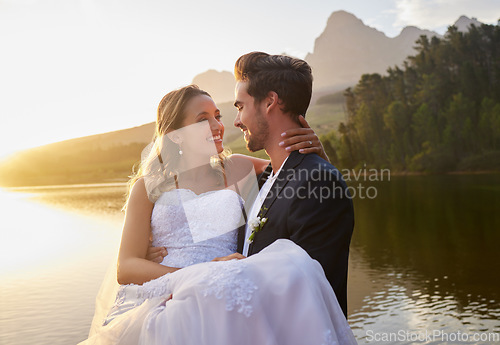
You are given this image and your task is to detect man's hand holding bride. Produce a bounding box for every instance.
[145,246,245,263]
[211,253,246,261]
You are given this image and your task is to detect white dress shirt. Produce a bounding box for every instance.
[242,156,289,256]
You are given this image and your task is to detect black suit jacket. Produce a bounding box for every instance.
[237,150,354,316]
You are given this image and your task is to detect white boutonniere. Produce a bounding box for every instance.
[247,216,268,244]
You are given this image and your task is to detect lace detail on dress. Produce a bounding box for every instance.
[111,273,173,311]
[140,273,172,299]
[201,260,258,317]
[112,286,128,307]
[150,189,243,268]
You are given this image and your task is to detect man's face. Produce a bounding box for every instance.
[233,81,269,152]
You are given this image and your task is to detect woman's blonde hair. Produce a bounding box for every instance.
[124,85,230,207]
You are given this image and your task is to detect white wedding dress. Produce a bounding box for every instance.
[80,189,357,345]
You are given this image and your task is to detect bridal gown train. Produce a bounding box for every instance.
[80,189,357,345]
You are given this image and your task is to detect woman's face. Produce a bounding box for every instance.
[173,94,225,156]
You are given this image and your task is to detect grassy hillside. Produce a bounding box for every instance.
[0,123,156,187]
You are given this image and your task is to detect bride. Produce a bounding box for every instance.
[79,85,357,345]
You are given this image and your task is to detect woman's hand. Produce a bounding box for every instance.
[280,115,330,163]
[146,244,168,263]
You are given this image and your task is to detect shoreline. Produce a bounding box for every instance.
[345,169,500,177]
[1,170,499,190]
[2,181,128,191]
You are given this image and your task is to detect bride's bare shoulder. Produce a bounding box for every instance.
[127,178,154,209]
[222,154,268,190]
[228,153,269,175]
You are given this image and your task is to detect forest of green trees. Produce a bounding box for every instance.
[321,23,500,172]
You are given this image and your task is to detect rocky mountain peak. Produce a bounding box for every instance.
[453,15,483,32]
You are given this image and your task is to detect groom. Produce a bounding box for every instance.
[149,52,354,316]
[230,52,354,317]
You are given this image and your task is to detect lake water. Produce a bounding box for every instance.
[0,175,499,344]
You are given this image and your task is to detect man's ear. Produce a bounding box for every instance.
[264,91,279,113]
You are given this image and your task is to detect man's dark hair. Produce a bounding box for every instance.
[234,52,313,119]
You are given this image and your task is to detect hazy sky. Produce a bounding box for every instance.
[1,0,499,158]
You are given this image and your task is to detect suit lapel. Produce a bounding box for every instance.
[248,151,305,253]
[260,151,304,218]
[258,163,273,189]
[236,224,246,254]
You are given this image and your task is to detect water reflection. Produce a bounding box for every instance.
[1,175,499,344]
[0,187,123,345]
[347,174,500,344]
[9,182,128,220]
